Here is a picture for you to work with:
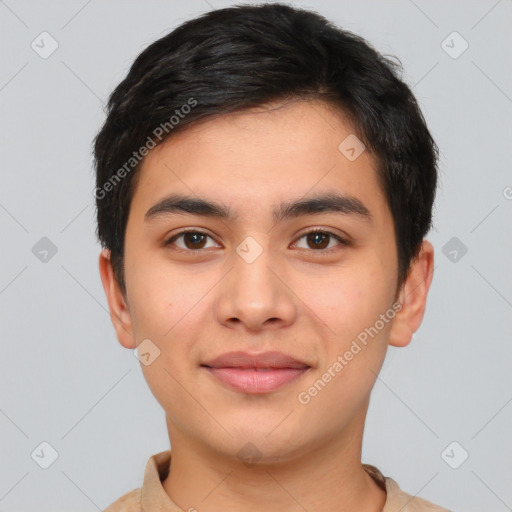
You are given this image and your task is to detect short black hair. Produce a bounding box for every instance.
[93,2,438,297]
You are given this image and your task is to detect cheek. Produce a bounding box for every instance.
[302,264,385,337]
[126,255,197,336]
[129,266,206,415]
[301,258,393,391]
[127,262,214,378]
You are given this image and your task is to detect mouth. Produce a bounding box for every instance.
[200,351,311,394]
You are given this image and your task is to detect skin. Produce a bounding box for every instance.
[99,98,434,512]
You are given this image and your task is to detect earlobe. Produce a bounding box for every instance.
[98,249,136,349]
[388,319,414,348]
[388,240,435,348]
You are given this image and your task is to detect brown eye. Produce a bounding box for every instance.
[306,232,330,249]
[294,230,349,252]
[164,231,218,251]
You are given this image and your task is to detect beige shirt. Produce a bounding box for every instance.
[104,450,451,511]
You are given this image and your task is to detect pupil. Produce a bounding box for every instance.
[186,233,205,249]
[309,232,328,249]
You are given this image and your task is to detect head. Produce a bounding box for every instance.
[95,3,437,464]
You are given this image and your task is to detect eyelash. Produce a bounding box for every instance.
[163,228,350,255]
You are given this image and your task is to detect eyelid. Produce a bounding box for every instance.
[291,227,350,253]
[164,228,220,251]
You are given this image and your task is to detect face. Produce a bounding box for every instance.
[100,99,433,464]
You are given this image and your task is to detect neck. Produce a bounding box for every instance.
[162,417,386,512]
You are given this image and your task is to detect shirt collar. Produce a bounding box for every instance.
[141,450,181,511]
[140,449,403,511]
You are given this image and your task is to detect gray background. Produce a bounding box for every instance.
[1,1,511,511]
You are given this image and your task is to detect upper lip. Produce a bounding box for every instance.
[201,351,310,369]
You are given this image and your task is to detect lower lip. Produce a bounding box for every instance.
[203,367,309,394]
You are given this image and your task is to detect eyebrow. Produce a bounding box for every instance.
[144,192,372,224]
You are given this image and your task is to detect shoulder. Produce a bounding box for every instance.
[103,487,142,512]
[384,477,452,512]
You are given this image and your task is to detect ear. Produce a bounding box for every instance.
[388,240,435,348]
[98,248,136,349]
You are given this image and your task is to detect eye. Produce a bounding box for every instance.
[164,228,350,254]
[293,229,349,252]
[164,230,219,252]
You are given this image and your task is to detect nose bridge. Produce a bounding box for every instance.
[232,234,278,306]
[216,234,296,330]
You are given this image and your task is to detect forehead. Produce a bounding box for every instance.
[130,99,390,229]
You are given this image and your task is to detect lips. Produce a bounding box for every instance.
[202,351,310,370]
[201,351,310,394]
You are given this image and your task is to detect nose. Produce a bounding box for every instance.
[215,239,297,333]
